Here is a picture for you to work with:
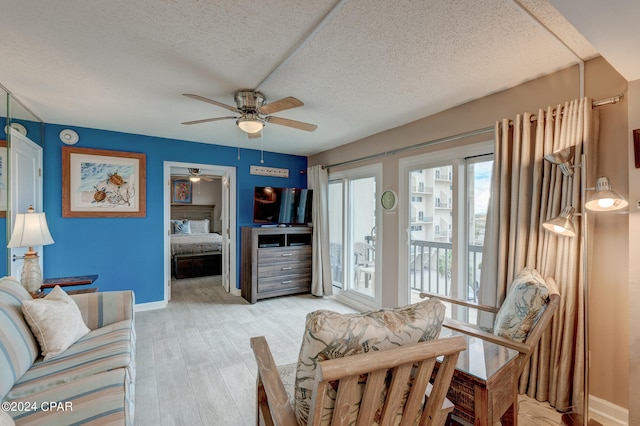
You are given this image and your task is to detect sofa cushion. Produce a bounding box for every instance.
[294,298,445,425]
[0,277,40,400]
[22,286,90,361]
[493,268,550,342]
[0,409,14,426]
[6,368,133,426]
[0,277,33,306]
[7,319,135,400]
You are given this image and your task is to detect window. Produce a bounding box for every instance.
[328,164,382,309]
[399,141,493,323]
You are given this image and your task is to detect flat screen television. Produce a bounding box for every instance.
[253,186,313,225]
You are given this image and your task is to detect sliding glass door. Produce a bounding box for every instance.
[328,164,381,308]
[400,142,492,321]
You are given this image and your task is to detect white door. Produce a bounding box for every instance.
[220,173,230,292]
[9,130,44,279]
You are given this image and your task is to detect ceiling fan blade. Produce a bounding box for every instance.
[183,94,239,113]
[181,116,237,125]
[259,96,303,115]
[248,131,262,139]
[266,116,318,132]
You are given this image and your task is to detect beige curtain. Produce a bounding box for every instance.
[479,98,595,412]
[307,165,333,296]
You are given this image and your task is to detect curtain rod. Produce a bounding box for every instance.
[323,94,623,170]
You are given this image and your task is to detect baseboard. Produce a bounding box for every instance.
[134,300,167,312]
[590,395,629,425]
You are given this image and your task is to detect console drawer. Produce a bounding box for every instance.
[257,274,312,293]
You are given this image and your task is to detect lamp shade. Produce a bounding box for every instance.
[584,176,628,212]
[542,206,577,237]
[237,118,264,134]
[543,146,575,177]
[8,209,54,248]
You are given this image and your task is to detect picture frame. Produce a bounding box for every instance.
[634,129,640,168]
[0,140,6,218]
[172,179,192,204]
[62,146,146,218]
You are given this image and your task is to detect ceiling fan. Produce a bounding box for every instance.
[176,168,217,182]
[181,90,318,138]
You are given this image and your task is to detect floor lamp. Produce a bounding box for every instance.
[543,147,627,426]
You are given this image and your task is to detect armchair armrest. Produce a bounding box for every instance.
[70,290,135,330]
[250,336,298,426]
[442,318,529,355]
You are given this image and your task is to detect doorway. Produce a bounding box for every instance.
[9,131,44,280]
[163,161,237,302]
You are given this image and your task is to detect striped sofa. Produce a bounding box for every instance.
[0,277,135,425]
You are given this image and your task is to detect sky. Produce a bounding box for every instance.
[473,160,493,214]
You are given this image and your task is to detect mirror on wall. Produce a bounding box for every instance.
[0,88,44,277]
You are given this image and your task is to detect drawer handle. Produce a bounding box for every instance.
[282,280,293,284]
[281,266,293,271]
[281,253,293,257]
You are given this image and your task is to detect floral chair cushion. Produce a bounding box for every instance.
[294,297,445,425]
[493,268,550,343]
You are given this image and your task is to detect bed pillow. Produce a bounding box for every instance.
[22,286,90,361]
[189,219,210,234]
[294,297,445,425]
[172,219,191,234]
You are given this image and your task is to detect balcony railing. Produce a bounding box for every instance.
[409,239,483,302]
[410,185,433,194]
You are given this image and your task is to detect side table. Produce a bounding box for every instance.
[35,274,99,297]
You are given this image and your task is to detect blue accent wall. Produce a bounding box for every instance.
[41,124,308,303]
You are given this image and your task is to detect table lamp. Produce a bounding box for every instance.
[7,206,55,295]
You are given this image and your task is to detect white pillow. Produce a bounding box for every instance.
[189,219,210,234]
[22,286,90,361]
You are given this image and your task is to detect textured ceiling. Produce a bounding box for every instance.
[0,0,636,156]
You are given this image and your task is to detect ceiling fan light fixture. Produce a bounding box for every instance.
[189,176,201,182]
[237,117,264,134]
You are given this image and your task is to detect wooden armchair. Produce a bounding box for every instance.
[251,335,466,426]
[421,276,561,379]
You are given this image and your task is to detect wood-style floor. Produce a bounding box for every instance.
[135,276,562,426]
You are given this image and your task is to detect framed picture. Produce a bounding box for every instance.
[634,129,640,168]
[0,140,6,218]
[172,179,192,204]
[62,146,146,218]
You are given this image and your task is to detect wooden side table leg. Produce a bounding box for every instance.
[501,402,517,426]
[474,385,489,426]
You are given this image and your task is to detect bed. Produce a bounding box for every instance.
[170,205,223,279]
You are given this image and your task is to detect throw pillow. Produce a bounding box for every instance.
[172,219,191,234]
[22,286,90,361]
[493,267,549,342]
[189,219,210,234]
[294,297,445,425]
